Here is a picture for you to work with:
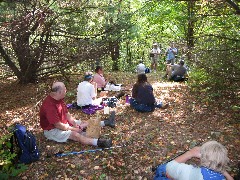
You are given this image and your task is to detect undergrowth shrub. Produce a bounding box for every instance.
[0,132,27,179]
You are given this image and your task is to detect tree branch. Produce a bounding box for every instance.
[0,42,21,78]
[225,0,240,14]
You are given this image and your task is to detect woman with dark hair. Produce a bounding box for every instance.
[129,74,167,112]
[93,66,107,90]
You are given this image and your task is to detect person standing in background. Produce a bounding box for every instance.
[166,42,178,65]
[163,42,178,79]
[150,42,161,73]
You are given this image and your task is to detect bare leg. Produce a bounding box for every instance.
[69,131,95,145]
[167,65,172,79]
[151,62,154,70]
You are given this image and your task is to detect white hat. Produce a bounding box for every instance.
[153,43,158,46]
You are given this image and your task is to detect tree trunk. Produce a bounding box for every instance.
[110,41,120,71]
[187,0,195,61]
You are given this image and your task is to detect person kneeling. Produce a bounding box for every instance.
[40,82,115,148]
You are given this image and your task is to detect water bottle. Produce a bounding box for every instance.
[125,95,129,104]
[104,104,110,114]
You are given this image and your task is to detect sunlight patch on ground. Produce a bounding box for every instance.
[152,81,187,88]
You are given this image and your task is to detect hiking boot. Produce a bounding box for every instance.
[97,138,112,148]
[116,91,125,99]
[104,111,116,128]
[155,102,163,108]
[161,103,169,109]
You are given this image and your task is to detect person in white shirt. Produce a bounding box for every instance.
[136,60,146,74]
[150,42,161,73]
[77,72,97,107]
[165,141,233,180]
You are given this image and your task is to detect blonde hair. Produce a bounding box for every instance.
[200,141,229,172]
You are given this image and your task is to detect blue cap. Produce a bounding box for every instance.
[84,74,93,80]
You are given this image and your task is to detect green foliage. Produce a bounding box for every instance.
[0,132,27,179]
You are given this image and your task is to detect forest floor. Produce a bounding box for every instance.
[0,72,239,180]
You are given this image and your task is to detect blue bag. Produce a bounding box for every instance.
[145,67,150,73]
[154,163,170,180]
[12,124,40,164]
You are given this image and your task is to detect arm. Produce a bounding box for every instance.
[54,120,81,133]
[166,147,201,179]
[223,171,234,180]
[174,147,201,163]
[91,81,97,99]
[172,48,177,54]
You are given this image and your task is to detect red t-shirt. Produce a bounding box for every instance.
[40,95,68,130]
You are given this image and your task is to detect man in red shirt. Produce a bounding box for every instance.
[40,82,114,148]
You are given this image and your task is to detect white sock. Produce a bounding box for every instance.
[100,121,105,127]
[92,139,98,146]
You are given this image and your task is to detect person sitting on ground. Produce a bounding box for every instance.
[92,66,108,91]
[136,60,146,74]
[167,60,188,82]
[77,72,98,107]
[93,65,124,93]
[40,81,115,148]
[166,141,234,180]
[129,74,168,112]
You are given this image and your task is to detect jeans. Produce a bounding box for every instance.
[129,98,155,112]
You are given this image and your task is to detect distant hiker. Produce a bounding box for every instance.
[165,141,234,180]
[136,60,146,74]
[163,42,178,79]
[167,60,188,82]
[40,81,115,148]
[129,74,168,112]
[166,42,178,65]
[77,72,98,107]
[150,42,161,73]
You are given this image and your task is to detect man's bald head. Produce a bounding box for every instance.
[51,82,65,93]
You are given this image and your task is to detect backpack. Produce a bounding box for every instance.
[11,124,40,164]
[145,67,150,73]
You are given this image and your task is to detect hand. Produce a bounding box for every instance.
[189,147,201,158]
[79,121,88,129]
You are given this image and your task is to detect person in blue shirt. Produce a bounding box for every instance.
[163,42,178,79]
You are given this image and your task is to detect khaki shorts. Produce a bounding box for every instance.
[44,120,82,142]
[151,58,158,64]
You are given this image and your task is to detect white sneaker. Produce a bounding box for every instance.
[154,70,156,73]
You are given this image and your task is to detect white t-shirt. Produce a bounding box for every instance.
[151,47,161,60]
[137,63,146,74]
[77,81,96,106]
[166,160,203,180]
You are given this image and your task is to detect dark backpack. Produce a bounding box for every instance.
[11,124,40,164]
[145,67,150,73]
